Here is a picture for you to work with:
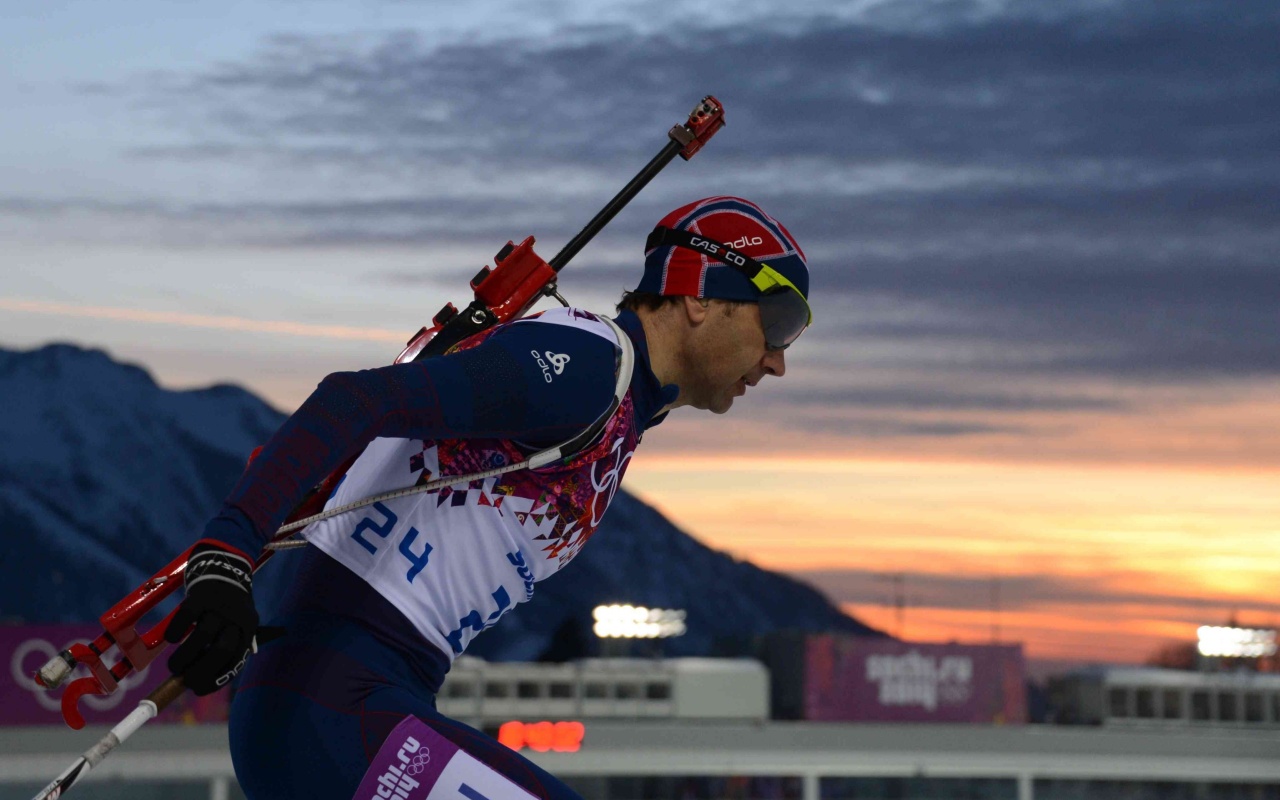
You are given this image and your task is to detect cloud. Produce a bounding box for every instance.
[0,298,406,343]
[130,0,1280,169]
[7,0,1278,390]
[773,415,1024,438]
[794,566,1280,617]
[718,380,1126,441]
[753,384,1128,412]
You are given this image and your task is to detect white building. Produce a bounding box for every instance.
[4,659,1280,800]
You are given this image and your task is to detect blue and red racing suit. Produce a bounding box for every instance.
[201,307,678,799]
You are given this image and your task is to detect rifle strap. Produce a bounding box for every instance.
[267,315,635,549]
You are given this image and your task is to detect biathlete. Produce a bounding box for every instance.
[163,196,813,799]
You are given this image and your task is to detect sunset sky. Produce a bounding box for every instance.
[3,0,1277,669]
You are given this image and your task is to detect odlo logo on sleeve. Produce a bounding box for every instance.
[530,350,570,382]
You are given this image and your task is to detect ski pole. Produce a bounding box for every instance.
[31,676,186,800]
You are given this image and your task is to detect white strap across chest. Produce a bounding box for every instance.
[267,315,635,550]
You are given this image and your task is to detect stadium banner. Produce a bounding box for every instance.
[357,715,537,800]
[1,624,227,726]
[804,635,1026,723]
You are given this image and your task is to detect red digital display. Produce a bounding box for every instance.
[497,720,585,753]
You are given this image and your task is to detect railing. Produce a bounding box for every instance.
[4,721,1279,800]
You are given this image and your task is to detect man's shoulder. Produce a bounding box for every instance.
[509,307,620,347]
[478,308,622,394]
[486,308,623,365]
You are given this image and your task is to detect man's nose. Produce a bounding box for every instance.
[762,348,786,378]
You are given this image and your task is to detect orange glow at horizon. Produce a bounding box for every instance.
[623,451,1280,665]
[7,294,1275,671]
[840,603,1205,663]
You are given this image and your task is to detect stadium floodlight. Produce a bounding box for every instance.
[592,604,687,639]
[1197,626,1278,658]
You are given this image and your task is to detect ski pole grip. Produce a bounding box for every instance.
[146,675,187,712]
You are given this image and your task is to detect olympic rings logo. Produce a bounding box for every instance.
[589,436,633,529]
[405,749,430,775]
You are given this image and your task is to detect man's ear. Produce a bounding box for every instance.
[681,295,711,327]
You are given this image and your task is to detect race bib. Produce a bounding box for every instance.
[355,716,538,800]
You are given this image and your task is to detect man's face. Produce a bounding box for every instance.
[683,300,787,414]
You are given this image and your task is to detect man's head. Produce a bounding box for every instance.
[619,196,811,414]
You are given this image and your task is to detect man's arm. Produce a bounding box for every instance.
[204,320,620,559]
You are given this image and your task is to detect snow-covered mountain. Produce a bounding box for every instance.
[0,343,877,655]
[0,344,283,623]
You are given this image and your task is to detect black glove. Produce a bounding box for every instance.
[164,544,260,696]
